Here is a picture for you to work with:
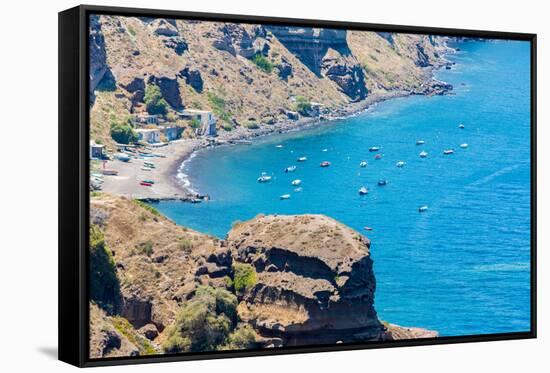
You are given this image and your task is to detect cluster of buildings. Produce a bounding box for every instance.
[132,109,218,145]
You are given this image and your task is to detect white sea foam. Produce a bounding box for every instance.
[177,151,198,194]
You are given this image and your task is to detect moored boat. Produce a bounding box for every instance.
[359,161,368,167]
[291,179,302,186]
[140,181,153,187]
[374,153,382,160]
[460,143,469,148]
[459,123,465,129]
[320,161,331,167]
[276,144,283,148]
[419,151,428,158]
[285,165,297,173]
[377,179,388,186]
[280,194,291,200]
[416,140,425,145]
[418,205,429,212]
[443,149,454,155]
[358,186,369,195]
[396,161,406,168]
[297,156,307,162]
[369,146,380,152]
[257,173,272,183]
[364,226,374,231]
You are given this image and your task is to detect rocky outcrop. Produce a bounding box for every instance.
[179,67,204,93]
[90,196,437,357]
[147,76,184,110]
[89,15,114,95]
[212,23,266,58]
[227,215,385,345]
[321,49,368,101]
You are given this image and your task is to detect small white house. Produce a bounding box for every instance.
[89,141,105,159]
[179,109,217,137]
[136,128,161,144]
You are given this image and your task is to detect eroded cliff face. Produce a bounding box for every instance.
[89,195,437,358]
[89,16,453,146]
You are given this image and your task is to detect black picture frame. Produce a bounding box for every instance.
[58,4,537,368]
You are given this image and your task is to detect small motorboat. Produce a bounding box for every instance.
[369,146,380,152]
[458,123,465,129]
[359,161,368,168]
[396,161,406,168]
[358,186,369,195]
[322,148,328,152]
[443,149,455,155]
[297,156,307,162]
[291,179,302,186]
[294,187,303,192]
[280,194,291,200]
[460,143,469,149]
[276,144,284,148]
[418,205,429,212]
[419,151,428,158]
[363,226,374,231]
[140,181,153,187]
[285,165,297,173]
[320,161,331,167]
[416,140,425,145]
[257,173,272,183]
[374,153,383,160]
[377,179,388,186]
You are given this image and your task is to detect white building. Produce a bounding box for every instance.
[179,109,217,137]
[89,141,105,159]
[136,128,161,144]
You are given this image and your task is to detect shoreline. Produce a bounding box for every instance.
[100,56,455,202]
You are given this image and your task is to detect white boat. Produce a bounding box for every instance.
[141,167,152,171]
[359,161,368,168]
[419,151,428,158]
[294,187,303,192]
[443,149,454,155]
[291,179,302,186]
[280,194,291,200]
[276,144,283,148]
[416,140,425,145]
[459,123,465,129]
[114,153,131,162]
[297,156,307,162]
[257,173,272,183]
[396,161,406,168]
[285,166,297,173]
[418,205,429,212]
[460,143,469,148]
[369,146,380,152]
[358,186,369,195]
[322,148,328,152]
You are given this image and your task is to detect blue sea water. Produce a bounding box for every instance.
[155,40,531,337]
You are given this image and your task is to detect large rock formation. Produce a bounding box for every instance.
[89,15,115,96]
[228,215,383,345]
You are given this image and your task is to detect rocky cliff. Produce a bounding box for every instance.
[89,195,437,358]
[89,15,453,147]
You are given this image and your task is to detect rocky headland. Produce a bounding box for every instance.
[89,195,437,358]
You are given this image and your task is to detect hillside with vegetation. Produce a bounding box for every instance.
[89,194,436,358]
[89,15,452,149]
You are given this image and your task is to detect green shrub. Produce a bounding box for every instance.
[112,316,156,355]
[189,118,201,129]
[133,200,160,216]
[207,92,232,123]
[110,121,138,144]
[144,84,168,115]
[137,241,153,257]
[162,286,237,353]
[244,122,260,130]
[294,96,312,116]
[232,263,257,293]
[178,238,194,253]
[89,224,120,313]
[219,324,257,351]
[251,54,274,74]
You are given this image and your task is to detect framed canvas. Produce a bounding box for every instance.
[58,5,537,367]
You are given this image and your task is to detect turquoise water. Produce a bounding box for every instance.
[155,40,531,337]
